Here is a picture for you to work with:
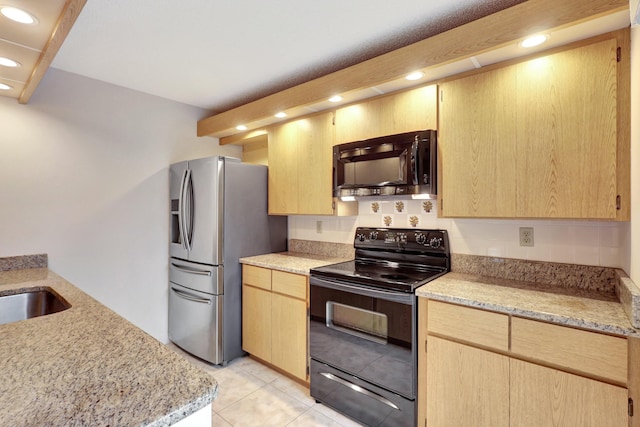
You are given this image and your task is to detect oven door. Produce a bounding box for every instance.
[309,275,416,426]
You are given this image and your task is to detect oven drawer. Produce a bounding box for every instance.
[427,300,509,352]
[310,359,414,427]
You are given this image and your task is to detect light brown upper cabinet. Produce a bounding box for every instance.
[334,85,438,145]
[268,112,337,215]
[439,29,630,220]
[267,85,438,215]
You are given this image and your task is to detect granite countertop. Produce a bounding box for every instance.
[0,268,217,427]
[239,251,351,275]
[417,272,640,338]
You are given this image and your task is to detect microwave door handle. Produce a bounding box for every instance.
[177,169,188,250]
[183,168,193,252]
[411,139,419,185]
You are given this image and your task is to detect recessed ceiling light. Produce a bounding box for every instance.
[0,57,20,68]
[0,83,12,90]
[405,71,424,81]
[0,6,37,24]
[236,125,248,131]
[520,34,548,48]
[275,112,287,118]
[328,95,343,103]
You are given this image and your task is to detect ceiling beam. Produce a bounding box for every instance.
[19,0,87,104]
[197,0,628,139]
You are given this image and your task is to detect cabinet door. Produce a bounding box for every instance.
[516,38,618,218]
[268,120,299,215]
[439,36,620,219]
[439,66,517,217]
[268,112,335,215]
[296,112,335,215]
[510,358,627,427]
[271,292,307,380]
[241,284,272,362]
[426,336,509,427]
[335,85,437,144]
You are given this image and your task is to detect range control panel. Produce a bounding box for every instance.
[353,227,449,253]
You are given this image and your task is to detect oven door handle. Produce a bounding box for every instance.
[310,276,414,304]
[320,372,400,411]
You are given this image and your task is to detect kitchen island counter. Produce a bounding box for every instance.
[0,267,217,426]
[417,272,640,338]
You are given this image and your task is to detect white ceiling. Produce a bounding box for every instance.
[50,0,526,113]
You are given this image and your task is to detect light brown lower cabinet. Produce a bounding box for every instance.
[510,358,627,427]
[241,284,271,361]
[242,265,308,382]
[426,336,509,427]
[420,299,633,427]
[271,292,307,379]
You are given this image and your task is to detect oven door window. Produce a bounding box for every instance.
[310,283,415,399]
[327,302,388,345]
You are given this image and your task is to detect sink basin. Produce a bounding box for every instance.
[0,288,70,325]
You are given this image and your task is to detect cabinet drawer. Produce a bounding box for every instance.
[427,301,509,352]
[511,317,628,384]
[272,270,307,300]
[242,265,271,290]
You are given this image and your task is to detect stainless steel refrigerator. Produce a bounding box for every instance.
[168,156,287,364]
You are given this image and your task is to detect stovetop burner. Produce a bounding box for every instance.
[310,227,450,293]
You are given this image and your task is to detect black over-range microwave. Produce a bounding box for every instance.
[333,129,437,198]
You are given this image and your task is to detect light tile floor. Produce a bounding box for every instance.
[167,344,365,427]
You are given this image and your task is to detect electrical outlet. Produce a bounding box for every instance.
[519,227,534,247]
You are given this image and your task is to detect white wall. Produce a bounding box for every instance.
[0,69,241,343]
[290,199,628,269]
[629,24,640,282]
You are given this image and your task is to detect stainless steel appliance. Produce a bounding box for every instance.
[309,227,450,426]
[333,130,437,198]
[169,156,287,365]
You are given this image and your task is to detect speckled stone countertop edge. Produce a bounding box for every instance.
[419,290,639,338]
[148,391,217,427]
[616,269,640,328]
[417,273,640,339]
[240,252,351,275]
[0,267,217,426]
[0,253,47,271]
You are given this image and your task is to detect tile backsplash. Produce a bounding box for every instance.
[288,199,629,270]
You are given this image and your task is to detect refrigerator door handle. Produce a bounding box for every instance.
[170,262,212,276]
[177,169,188,250]
[182,168,193,252]
[170,286,212,304]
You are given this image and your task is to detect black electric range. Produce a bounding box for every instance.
[310,227,450,293]
[308,227,450,427]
